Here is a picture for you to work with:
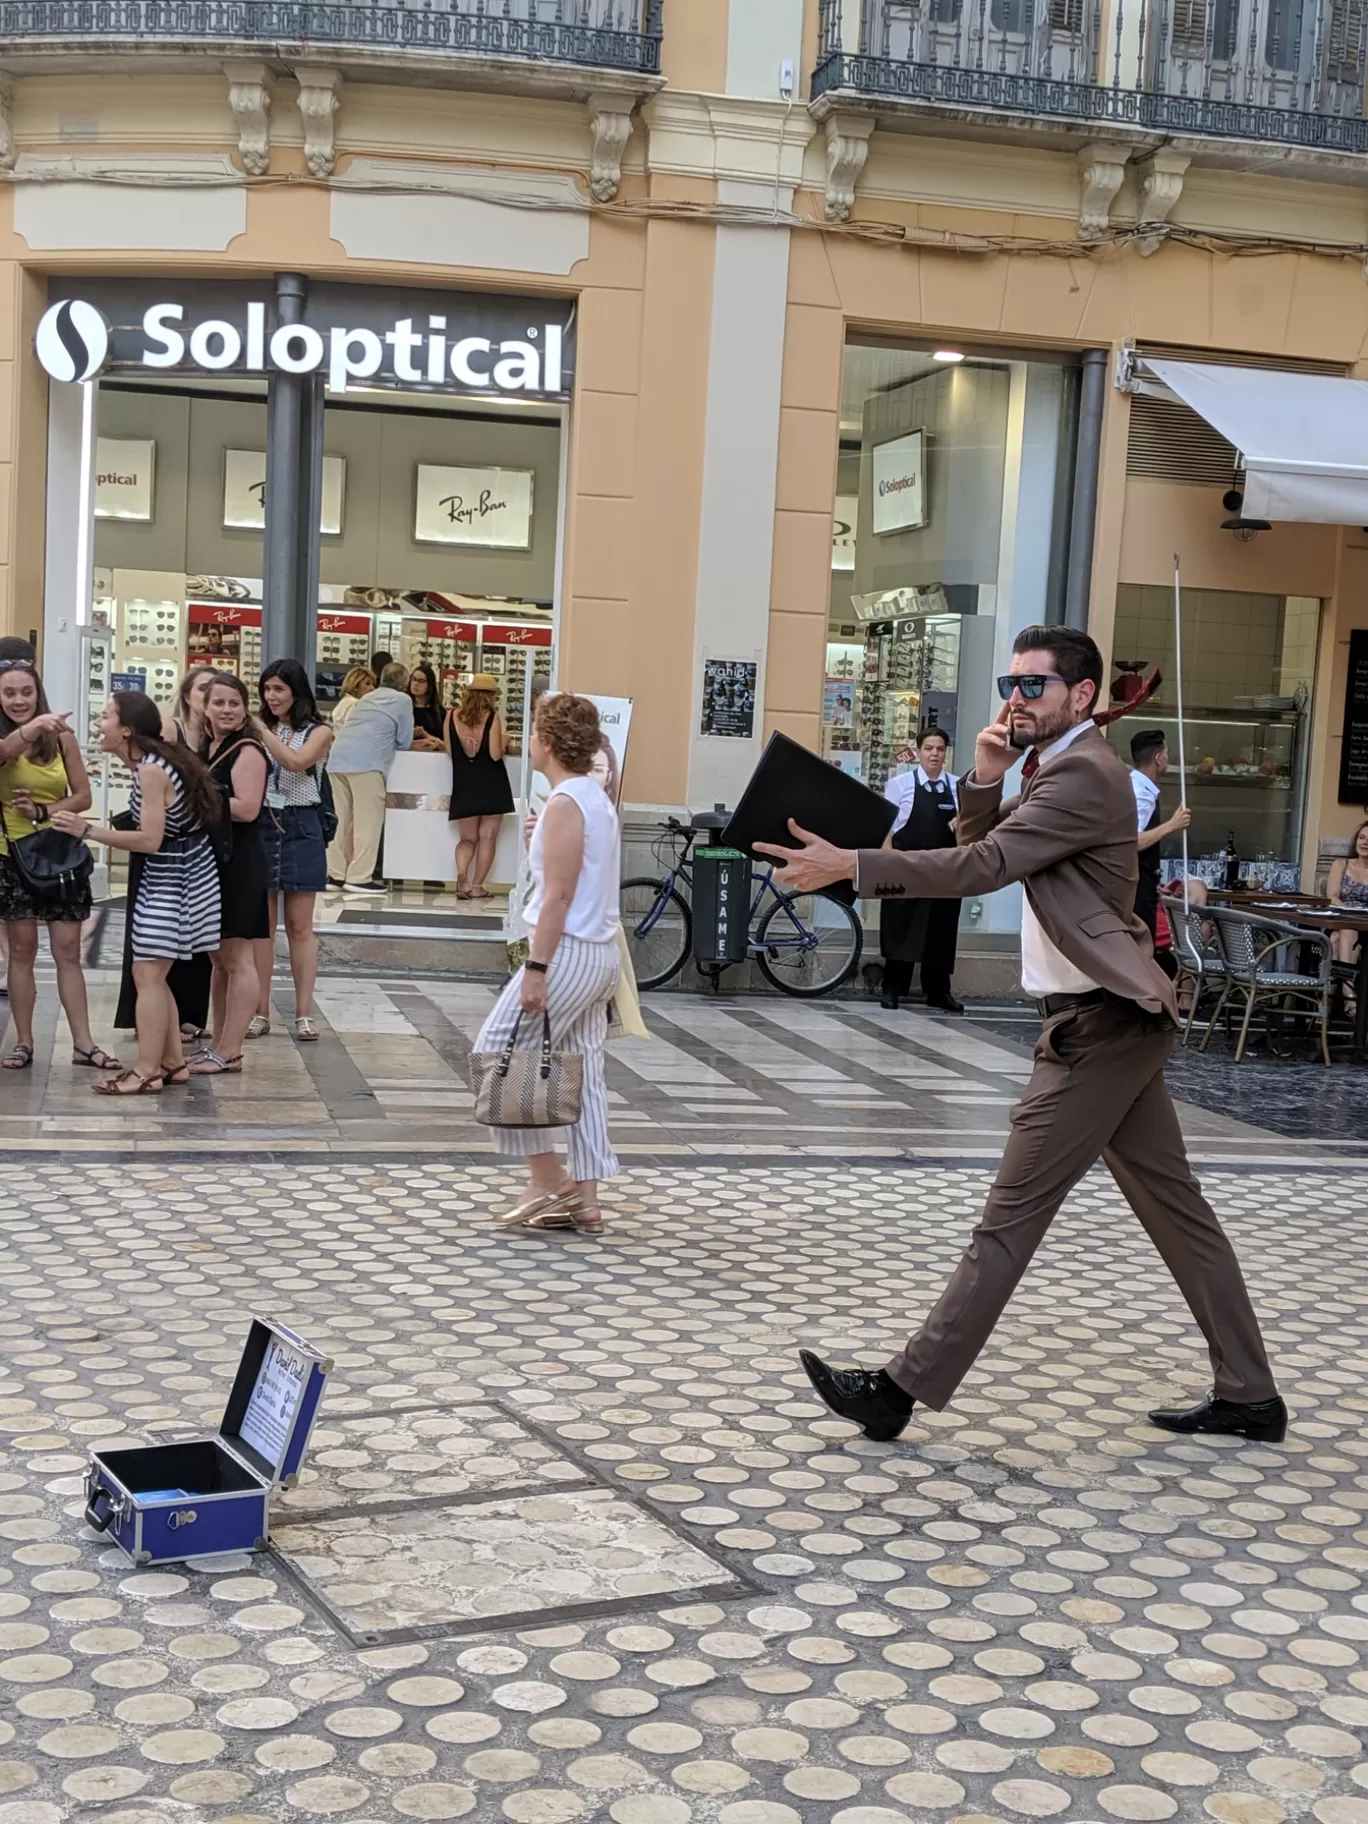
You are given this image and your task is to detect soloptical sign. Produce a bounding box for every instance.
[36,278,577,402]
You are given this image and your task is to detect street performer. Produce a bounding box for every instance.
[756,625,1285,1447]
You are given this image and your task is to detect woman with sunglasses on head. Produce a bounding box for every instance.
[0,658,120,1072]
[251,659,332,1042]
[191,673,269,1075]
[51,690,221,1094]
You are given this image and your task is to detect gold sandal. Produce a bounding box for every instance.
[498,1187,580,1231]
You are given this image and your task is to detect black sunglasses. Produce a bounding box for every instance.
[996,673,1068,701]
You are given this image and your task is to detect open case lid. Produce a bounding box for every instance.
[219,1319,332,1489]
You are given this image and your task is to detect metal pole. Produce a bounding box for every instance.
[295,374,325,662]
[1173,551,1190,913]
[262,272,306,664]
[1063,347,1107,630]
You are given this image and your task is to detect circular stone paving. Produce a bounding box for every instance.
[0,1156,1364,1823]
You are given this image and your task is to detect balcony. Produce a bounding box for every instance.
[813,0,1368,154]
[0,0,664,84]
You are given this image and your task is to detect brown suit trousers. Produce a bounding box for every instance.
[885,995,1277,1411]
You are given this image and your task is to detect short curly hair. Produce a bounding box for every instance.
[535,692,601,774]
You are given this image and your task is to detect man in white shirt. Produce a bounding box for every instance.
[879,727,963,1013]
[1129,728,1191,979]
[757,625,1284,1452]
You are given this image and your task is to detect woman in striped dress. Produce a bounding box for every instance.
[52,691,222,1095]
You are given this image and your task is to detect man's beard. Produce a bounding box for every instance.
[1009,702,1082,750]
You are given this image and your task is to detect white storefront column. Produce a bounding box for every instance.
[42,377,97,724]
[686,181,791,811]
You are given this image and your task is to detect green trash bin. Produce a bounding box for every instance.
[692,845,750,971]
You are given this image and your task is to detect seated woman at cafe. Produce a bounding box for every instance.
[1328,820,1368,1012]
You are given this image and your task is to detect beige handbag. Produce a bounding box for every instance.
[471,1012,584,1128]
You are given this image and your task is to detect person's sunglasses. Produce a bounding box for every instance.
[0,659,35,674]
[996,673,1067,701]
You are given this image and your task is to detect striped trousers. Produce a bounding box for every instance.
[476,933,621,1182]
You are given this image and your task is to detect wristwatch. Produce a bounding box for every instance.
[525,960,549,974]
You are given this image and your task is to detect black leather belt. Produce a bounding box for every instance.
[1035,988,1109,1020]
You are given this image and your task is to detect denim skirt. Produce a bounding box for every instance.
[262,805,327,894]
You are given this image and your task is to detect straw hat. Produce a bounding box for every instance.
[470,673,499,692]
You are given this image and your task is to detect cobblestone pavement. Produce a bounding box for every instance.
[2,1127,1367,1824]
[2,971,1362,1164]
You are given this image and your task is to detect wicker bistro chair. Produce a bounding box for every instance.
[1161,892,1224,1047]
[1200,905,1335,1067]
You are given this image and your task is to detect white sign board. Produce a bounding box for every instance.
[832,493,857,571]
[94,438,155,521]
[415,464,534,549]
[238,1335,310,1471]
[871,430,927,534]
[223,449,346,534]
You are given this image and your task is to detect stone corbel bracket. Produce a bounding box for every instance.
[1077,142,1131,240]
[225,61,272,177]
[1135,149,1190,255]
[296,67,342,179]
[0,76,14,173]
[587,94,634,202]
[824,113,875,223]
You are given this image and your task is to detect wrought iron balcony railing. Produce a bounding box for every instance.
[0,0,663,76]
[814,0,1368,151]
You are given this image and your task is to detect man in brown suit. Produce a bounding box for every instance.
[757,626,1285,1446]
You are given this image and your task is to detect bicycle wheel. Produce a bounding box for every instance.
[621,877,692,990]
[754,890,862,998]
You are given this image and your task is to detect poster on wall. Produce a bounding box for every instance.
[223,450,346,535]
[1338,627,1368,803]
[700,659,757,740]
[95,438,155,522]
[831,494,857,572]
[871,430,927,534]
[414,465,534,549]
[823,677,855,727]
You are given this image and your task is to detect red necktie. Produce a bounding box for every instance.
[1021,750,1041,785]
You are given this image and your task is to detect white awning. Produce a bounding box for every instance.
[1136,357,1368,526]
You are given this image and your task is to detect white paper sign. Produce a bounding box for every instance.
[238,1336,309,1469]
[95,438,155,521]
[415,464,534,548]
[224,449,346,534]
[871,431,927,534]
[832,493,857,571]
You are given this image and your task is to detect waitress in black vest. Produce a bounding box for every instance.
[1129,728,1190,980]
[879,725,964,1013]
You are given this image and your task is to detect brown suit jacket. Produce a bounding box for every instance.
[858,723,1177,1019]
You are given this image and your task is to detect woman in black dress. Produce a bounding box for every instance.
[191,672,269,1074]
[446,673,514,900]
[408,664,445,752]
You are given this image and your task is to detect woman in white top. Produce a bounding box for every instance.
[477,693,621,1235]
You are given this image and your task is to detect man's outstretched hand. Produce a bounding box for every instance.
[754,821,856,894]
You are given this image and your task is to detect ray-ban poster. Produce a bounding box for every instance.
[224,450,346,535]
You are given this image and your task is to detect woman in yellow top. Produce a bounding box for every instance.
[0,659,119,1071]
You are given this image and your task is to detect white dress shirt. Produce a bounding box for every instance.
[1019,720,1099,999]
[884,765,959,835]
[1130,768,1160,836]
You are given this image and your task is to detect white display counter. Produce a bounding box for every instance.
[382,750,522,887]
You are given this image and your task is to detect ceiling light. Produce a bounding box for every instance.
[932,350,964,363]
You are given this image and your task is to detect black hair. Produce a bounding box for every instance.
[1130,728,1167,766]
[1012,624,1104,712]
[0,636,37,665]
[0,661,58,766]
[916,726,948,748]
[408,662,440,705]
[258,658,318,731]
[370,650,394,677]
[111,690,223,830]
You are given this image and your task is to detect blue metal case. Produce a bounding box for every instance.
[84,1319,331,1566]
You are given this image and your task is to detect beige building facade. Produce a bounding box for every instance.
[2,0,1368,914]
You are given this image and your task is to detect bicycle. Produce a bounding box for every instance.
[622,816,863,998]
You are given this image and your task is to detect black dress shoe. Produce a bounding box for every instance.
[1148,1391,1288,1443]
[879,995,900,1010]
[799,1350,914,1441]
[927,994,965,1015]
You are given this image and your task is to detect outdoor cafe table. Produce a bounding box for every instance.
[1199,890,1368,1058]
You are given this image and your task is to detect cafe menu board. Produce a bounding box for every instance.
[1338,629,1368,804]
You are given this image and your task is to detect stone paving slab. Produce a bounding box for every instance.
[0,1155,1366,1823]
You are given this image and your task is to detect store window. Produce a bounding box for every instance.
[827,340,1080,933]
[1109,585,1319,876]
